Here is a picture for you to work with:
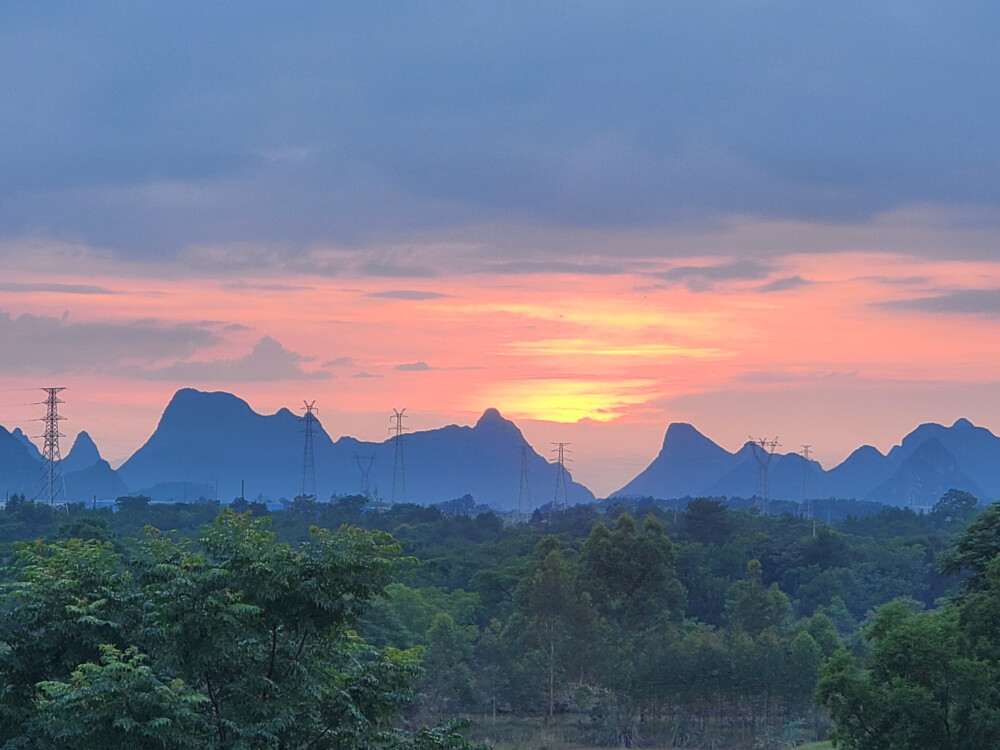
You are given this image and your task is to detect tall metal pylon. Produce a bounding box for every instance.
[390,408,408,504]
[801,444,816,537]
[301,401,317,499]
[517,445,531,518]
[355,452,376,499]
[751,436,780,514]
[906,474,921,512]
[34,387,67,506]
[550,442,570,522]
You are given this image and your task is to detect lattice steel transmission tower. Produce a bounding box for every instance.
[355,452,376,499]
[390,408,408,504]
[906,474,921,512]
[801,444,816,536]
[517,445,531,518]
[751,436,780,514]
[550,442,570,522]
[35,387,67,506]
[301,401,318,499]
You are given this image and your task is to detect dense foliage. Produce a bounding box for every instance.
[0,489,986,748]
[817,493,1000,749]
[0,508,482,749]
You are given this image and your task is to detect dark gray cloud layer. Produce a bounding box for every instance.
[367,290,448,301]
[133,336,332,381]
[2,2,999,257]
[881,289,1000,317]
[657,259,772,291]
[0,310,217,372]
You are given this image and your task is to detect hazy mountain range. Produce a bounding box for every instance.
[1,388,999,510]
[614,418,999,508]
[0,424,127,503]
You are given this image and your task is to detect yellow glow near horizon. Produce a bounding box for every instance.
[502,338,729,360]
[478,378,662,423]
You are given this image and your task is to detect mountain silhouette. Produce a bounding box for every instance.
[61,431,128,502]
[61,431,102,474]
[865,437,985,507]
[614,423,742,498]
[0,426,43,498]
[615,419,1000,506]
[118,389,593,510]
[4,389,999,510]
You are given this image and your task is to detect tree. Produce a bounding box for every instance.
[931,489,979,528]
[580,513,686,631]
[816,600,996,749]
[939,501,1000,591]
[819,507,1000,749]
[0,509,480,749]
[725,559,790,638]
[511,537,595,717]
[681,498,733,546]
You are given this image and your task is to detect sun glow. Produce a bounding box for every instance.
[478,378,663,423]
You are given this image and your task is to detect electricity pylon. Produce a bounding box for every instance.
[390,409,408,504]
[751,436,780,514]
[549,442,570,523]
[517,445,531,520]
[355,453,376,499]
[34,387,67,506]
[301,401,317,499]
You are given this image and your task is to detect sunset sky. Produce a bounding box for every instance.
[2,3,1000,497]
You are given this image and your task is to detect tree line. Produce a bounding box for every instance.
[0,488,988,748]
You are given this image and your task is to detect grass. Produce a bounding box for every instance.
[466,715,833,750]
[466,714,834,750]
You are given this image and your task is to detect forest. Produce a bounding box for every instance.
[0,489,994,749]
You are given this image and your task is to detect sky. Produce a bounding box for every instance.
[2,2,1000,497]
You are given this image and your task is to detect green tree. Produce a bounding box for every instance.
[940,501,1000,591]
[817,599,996,749]
[421,612,477,714]
[512,538,595,717]
[0,509,480,750]
[725,559,791,638]
[580,513,686,631]
[31,645,208,749]
[931,489,979,528]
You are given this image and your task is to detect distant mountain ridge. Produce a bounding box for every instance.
[0,425,126,503]
[614,418,1000,507]
[118,389,594,510]
[2,387,999,509]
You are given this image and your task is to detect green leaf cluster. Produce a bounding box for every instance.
[0,509,478,750]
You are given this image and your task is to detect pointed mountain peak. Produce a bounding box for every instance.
[660,422,720,451]
[663,422,705,440]
[10,427,42,461]
[475,407,508,428]
[952,417,975,429]
[69,431,100,459]
[61,431,103,473]
[473,408,526,444]
[905,436,954,462]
